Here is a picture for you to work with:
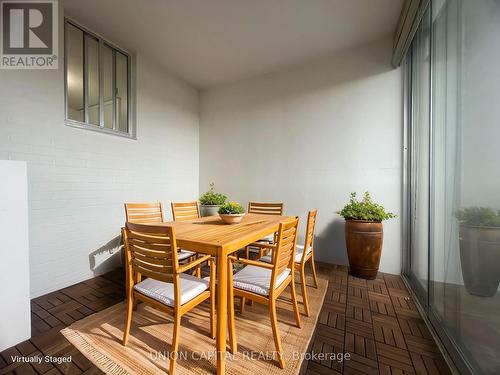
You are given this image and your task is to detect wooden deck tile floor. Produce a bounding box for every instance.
[0,264,451,375]
[305,264,451,375]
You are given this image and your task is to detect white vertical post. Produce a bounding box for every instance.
[0,160,30,351]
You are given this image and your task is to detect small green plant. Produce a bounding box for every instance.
[199,182,227,206]
[456,207,500,227]
[338,192,396,222]
[218,201,245,215]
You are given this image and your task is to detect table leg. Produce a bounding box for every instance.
[216,253,227,375]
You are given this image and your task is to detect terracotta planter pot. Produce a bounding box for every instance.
[219,213,245,225]
[345,220,383,279]
[459,224,500,297]
[200,205,221,217]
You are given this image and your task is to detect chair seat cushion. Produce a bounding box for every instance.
[257,234,275,243]
[259,244,313,264]
[294,244,313,262]
[178,249,195,261]
[233,265,290,296]
[248,233,275,253]
[134,274,209,307]
[259,254,272,263]
[247,247,262,253]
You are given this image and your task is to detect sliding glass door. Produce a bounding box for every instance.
[405,1,500,374]
[407,6,431,304]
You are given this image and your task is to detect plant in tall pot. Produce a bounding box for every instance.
[338,192,396,279]
[199,182,227,217]
[456,207,500,297]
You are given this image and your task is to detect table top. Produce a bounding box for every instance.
[151,213,294,255]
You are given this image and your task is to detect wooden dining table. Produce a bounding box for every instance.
[151,213,294,375]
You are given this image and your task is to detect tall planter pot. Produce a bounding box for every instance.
[459,224,500,297]
[345,220,383,279]
[200,205,221,217]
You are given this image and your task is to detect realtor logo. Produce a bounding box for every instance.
[0,0,58,69]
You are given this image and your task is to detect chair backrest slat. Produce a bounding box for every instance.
[171,201,200,222]
[124,202,163,223]
[123,222,178,284]
[132,263,173,283]
[132,259,173,274]
[248,202,284,216]
[133,251,172,266]
[271,217,299,288]
[128,238,173,254]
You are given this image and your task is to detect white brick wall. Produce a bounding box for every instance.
[0,50,199,298]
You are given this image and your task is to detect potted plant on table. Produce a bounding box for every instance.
[218,201,246,224]
[199,182,227,217]
[338,192,396,279]
[456,207,500,297]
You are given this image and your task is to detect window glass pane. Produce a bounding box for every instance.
[66,24,84,122]
[406,1,500,373]
[65,20,130,136]
[430,0,461,323]
[409,7,431,300]
[86,35,100,126]
[430,0,500,373]
[103,45,114,129]
[115,52,128,133]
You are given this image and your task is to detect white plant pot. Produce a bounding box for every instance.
[200,205,221,217]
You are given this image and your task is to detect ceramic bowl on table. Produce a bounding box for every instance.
[219,213,245,224]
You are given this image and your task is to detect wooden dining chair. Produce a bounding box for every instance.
[245,201,284,259]
[171,201,201,222]
[124,202,164,223]
[170,201,204,277]
[227,217,301,369]
[261,209,319,316]
[122,222,215,375]
[124,202,197,266]
[248,201,284,216]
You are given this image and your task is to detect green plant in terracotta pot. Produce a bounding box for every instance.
[218,201,246,224]
[338,192,396,279]
[456,207,500,297]
[199,182,227,217]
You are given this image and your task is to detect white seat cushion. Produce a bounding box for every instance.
[178,249,195,261]
[257,234,275,243]
[248,233,275,253]
[259,253,272,263]
[294,244,313,263]
[259,244,313,264]
[134,274,209,307]
[232,265,290,296]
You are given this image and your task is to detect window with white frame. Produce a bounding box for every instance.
[64,19,133,137]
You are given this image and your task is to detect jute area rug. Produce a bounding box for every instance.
[62,275,327,375]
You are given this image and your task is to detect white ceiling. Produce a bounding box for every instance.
[62,0,404,89]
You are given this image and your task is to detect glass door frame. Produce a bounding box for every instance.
[401,10,432,309]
